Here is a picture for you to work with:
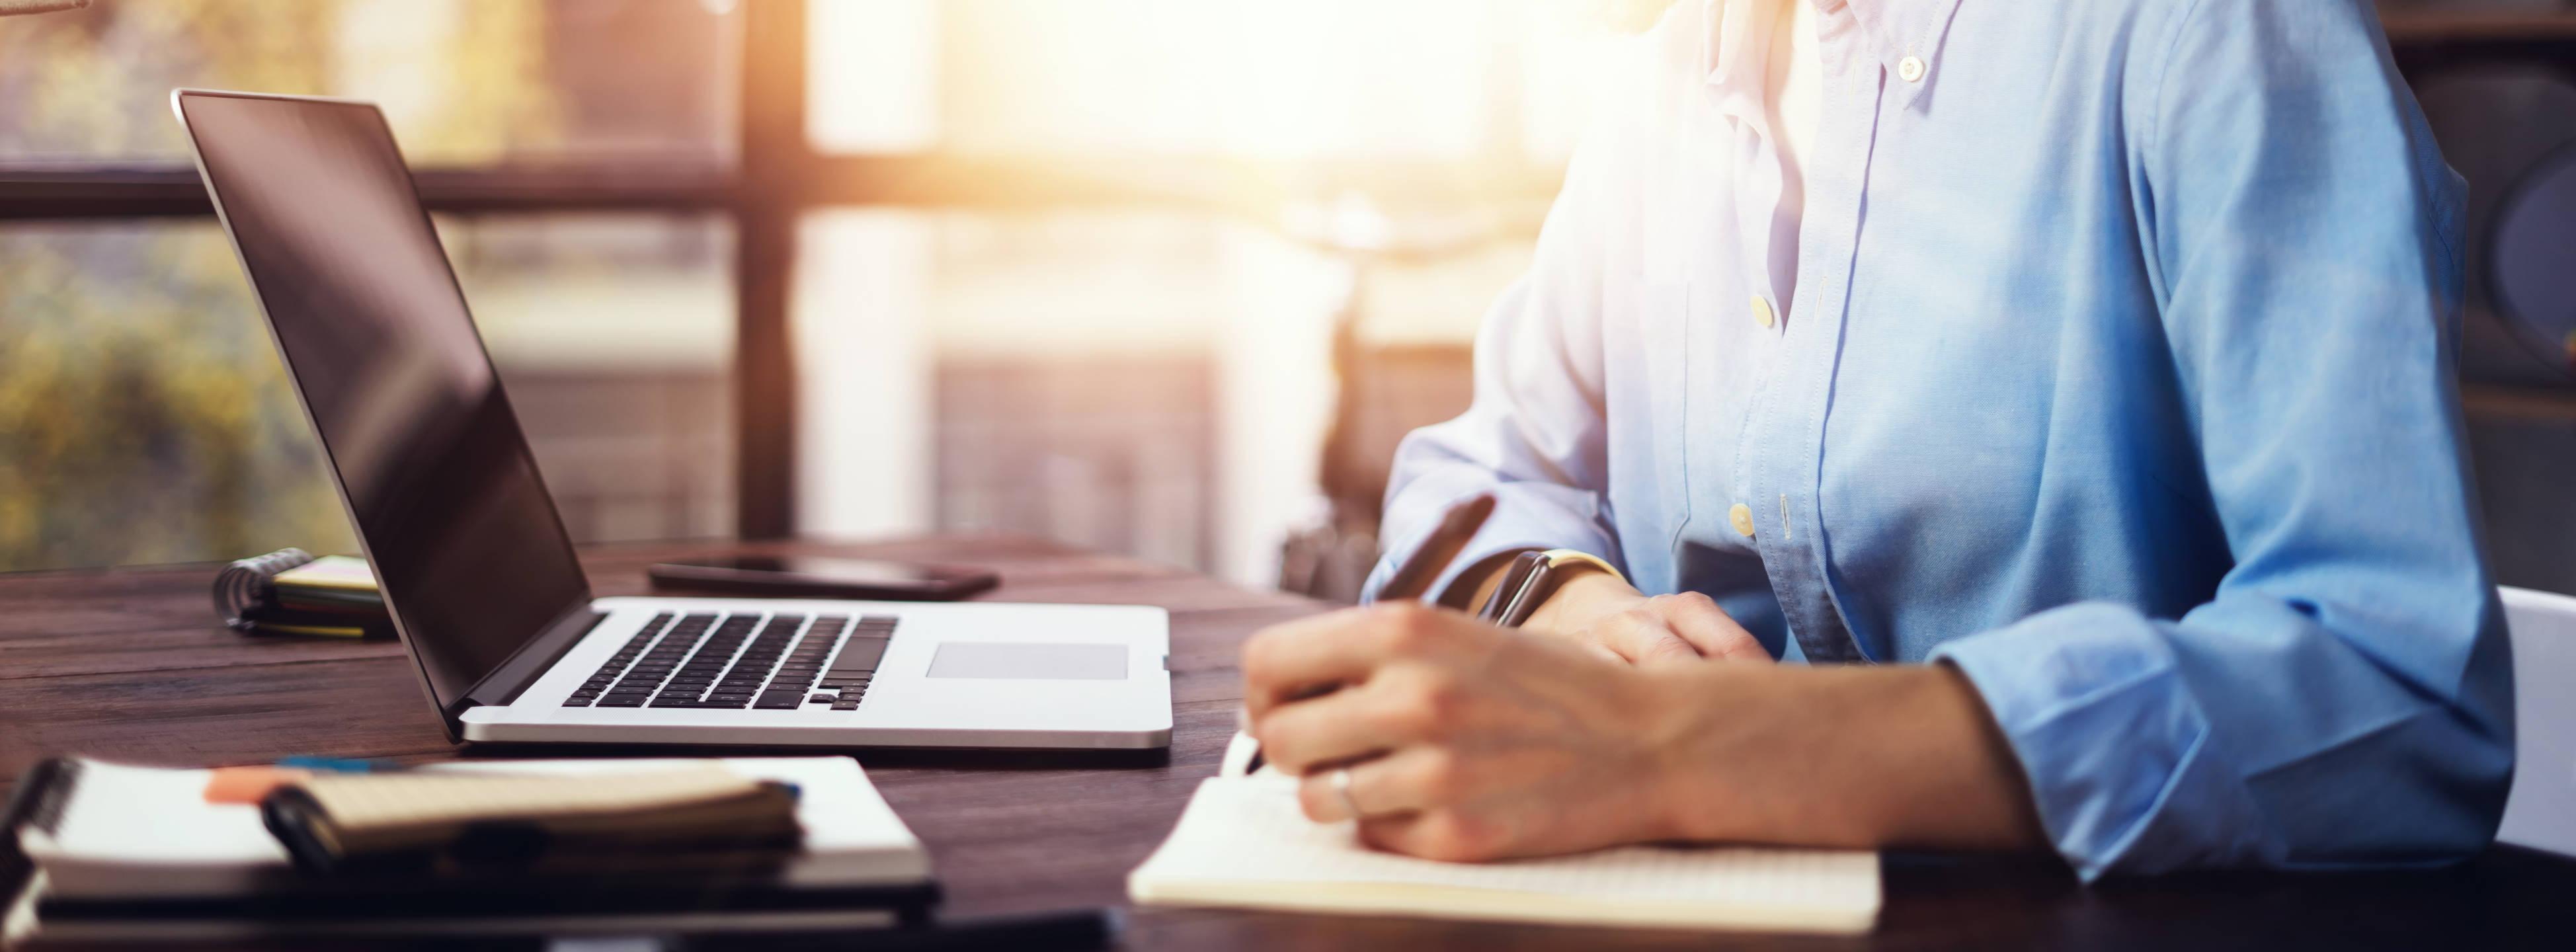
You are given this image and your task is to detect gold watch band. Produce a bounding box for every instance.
[1535,549,1624,582]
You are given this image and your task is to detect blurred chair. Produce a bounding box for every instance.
[1278,300,1474,602]
[1271,198,1496,602]
[2499,585,2576,859]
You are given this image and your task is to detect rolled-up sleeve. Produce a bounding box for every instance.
[1362,116,1629,604]
[1932,0,2515,880]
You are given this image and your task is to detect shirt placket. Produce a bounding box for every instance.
[1712,0,1791,598]
[1750,13,1884,664]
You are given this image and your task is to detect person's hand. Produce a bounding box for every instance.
[1242,604,1700,861]
[1242,604,2052,861]
[1519,569,1770,666]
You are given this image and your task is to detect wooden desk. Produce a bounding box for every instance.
[4,536,2571,950]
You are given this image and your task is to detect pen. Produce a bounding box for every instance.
[1240,493,1494,774]
[1372,493,1497,606]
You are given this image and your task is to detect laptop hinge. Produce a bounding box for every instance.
[447,601,606,734]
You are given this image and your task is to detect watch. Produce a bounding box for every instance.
[1473,548,1626,628]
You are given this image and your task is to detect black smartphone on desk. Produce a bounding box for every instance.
[649,555,999,601]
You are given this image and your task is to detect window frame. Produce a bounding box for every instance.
[1,2,2542,540]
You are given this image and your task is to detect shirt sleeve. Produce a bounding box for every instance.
[1931,0,2515,880]
[1360,92,1631,605]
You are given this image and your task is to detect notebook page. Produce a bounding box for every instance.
[1130,777,1878,931]
[30,762,284,865]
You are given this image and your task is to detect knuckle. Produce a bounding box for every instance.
[1418,811,1502,862]
[1390,672,1467,737]
[1648,637,1700,663]
[1416,670,1467,716]
[1266,745,1310,776]
[1646,591,1720,621]
[1371,604,1444,653]
[1295,778,1336,822]
[1383,691,1445,740]
[1414,750,1468,802]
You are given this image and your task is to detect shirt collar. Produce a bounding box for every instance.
[1702,0,1964,111]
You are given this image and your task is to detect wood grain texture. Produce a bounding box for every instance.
[4,536,2573,951]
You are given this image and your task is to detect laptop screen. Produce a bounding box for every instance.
[177,91,590,713]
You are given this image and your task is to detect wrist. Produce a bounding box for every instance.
[1632,662,1746,844]
[1636,664,2048,850]
[1522,568,1641,632]
[1439,549,1534,610]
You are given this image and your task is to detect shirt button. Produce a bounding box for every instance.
[1898,56,1927,83]
[1751,296,1776,329]
[1728,503,1756,539]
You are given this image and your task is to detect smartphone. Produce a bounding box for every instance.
[647,555,1000,601]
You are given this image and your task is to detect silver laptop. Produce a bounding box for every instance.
[173,89,1171,750]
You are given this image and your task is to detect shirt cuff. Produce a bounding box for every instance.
[1361,482,1621,606]
[1931,602,2278,880]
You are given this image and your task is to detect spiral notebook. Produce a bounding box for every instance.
[1127,736,1880,934]
[212,549,391,639]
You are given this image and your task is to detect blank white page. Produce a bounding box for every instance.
[1129,777,1879,934]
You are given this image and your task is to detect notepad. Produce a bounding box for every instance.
[18,758,927,900]
[274,765,799,861]
[1128,770,1880,934]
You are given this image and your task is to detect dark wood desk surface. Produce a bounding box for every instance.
[4,536,2571,951]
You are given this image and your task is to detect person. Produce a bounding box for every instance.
[1239,0,2515,881]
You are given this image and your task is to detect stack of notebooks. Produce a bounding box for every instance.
[212,548,392,639]
[3,758,936,943]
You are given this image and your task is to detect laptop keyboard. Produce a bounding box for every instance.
[561,612,897,711]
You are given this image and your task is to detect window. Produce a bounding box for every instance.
[5,0,1623,582]
[0,0,741,571]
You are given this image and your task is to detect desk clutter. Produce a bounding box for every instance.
[1,757,936,944]
[213,548,392,639]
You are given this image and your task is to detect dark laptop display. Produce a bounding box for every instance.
[176,91,590,710]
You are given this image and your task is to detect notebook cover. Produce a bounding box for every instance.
[0,758,76,928]
[34,881,939,924]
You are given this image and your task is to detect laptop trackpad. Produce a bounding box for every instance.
[925,642,1127,680]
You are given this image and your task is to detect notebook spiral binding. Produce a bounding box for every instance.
[2,758,80,945]
[213,548,317,632]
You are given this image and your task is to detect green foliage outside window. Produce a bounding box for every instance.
[1,0,565,571]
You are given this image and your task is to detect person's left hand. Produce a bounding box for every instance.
[1242,603,1699,861]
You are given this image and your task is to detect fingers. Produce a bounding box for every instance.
[1255,681,1411,775]
[1239,606,1404,715]
[1355,810,1508,863]
[1294,746,1460,823]
[1242,604,1493,716]
[1643,592,1771,663]
[1584,606,1704,667]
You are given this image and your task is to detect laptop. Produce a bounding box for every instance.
[171,89,1172,750]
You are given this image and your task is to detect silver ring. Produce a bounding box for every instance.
[1331,767,1363,819]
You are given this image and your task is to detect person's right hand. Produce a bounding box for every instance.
[1520,569,1771,666]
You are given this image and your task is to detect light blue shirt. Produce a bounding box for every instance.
[1364,0,2514,881]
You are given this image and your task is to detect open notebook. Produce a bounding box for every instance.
[1127,734,1879,934]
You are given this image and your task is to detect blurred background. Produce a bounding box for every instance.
[1,0,2571,601]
